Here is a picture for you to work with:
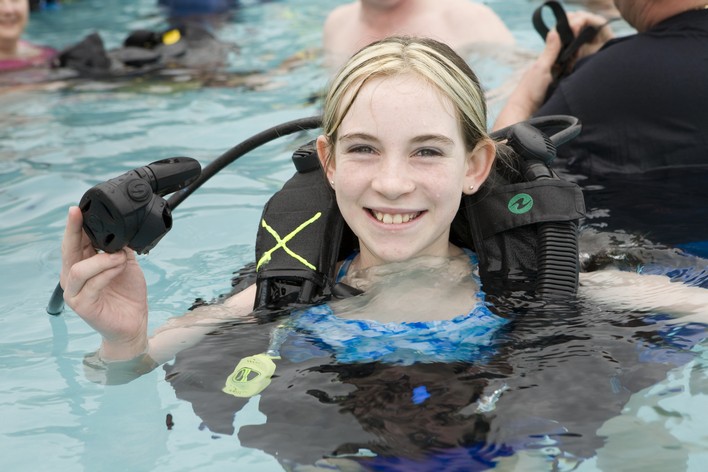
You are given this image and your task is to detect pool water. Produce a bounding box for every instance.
[1,1,707,471]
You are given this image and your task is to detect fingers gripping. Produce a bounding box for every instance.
[63,250,129,301]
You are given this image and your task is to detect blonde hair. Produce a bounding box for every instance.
[321,36,489,166]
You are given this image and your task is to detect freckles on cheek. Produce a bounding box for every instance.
[333,173,357,200]
[336,165,366,189]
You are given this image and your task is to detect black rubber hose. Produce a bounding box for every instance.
[46,282,66,315]
[526,115,581,148]
[491,114,581,149]
[167,115,322,210]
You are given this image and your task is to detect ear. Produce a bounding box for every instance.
[316,135,336,183]
[463,138,496,195]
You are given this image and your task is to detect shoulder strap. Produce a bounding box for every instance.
[454,173,585,297]
[454,116,586,297]
[254,141,353,309]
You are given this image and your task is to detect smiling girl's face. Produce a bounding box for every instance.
[317,72,494,270]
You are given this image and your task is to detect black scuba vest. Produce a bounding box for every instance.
[51,23,222,79]
[253,116,586,309]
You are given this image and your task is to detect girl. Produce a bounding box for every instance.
[60,36,708,374]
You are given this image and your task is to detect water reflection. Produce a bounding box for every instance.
[162,291,705,470]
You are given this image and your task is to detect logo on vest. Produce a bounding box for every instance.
[508,193,534,214]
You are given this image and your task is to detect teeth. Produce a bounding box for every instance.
[373,211,420,224]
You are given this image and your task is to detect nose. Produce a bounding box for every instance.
[370,154,416,200]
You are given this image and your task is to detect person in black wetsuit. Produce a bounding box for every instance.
[494,0,708,178]
[494,0,708,262]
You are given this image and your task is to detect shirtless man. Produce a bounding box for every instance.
[323,0,515,71]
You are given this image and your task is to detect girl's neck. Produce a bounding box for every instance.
[342,247,469,291]
[351,243,464,274]
[334,250,480,323]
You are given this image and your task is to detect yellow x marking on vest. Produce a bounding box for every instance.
[256,212,322,271]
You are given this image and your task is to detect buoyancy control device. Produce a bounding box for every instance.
[50,23,225,79]
[253,115,586,309]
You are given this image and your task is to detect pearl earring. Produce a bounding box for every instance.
[330,180,335,186]
[469,184,475,191]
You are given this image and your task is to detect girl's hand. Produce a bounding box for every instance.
[60,206,149,360]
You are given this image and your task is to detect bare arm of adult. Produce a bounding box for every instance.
[492,30,561,130]
[492,11,613,130]
[579,270,708,323]
[60,206,256,367]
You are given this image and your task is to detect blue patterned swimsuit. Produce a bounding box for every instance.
[275,250,509,365]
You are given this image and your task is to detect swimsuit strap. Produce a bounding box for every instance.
[336,251,359,282]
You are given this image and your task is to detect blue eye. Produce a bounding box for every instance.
[414,148,443,158]
[349,145,376,154]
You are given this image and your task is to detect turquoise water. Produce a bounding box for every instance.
[1,1,707,471]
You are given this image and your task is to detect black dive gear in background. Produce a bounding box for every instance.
[51,23,226,79]
[253,115,585,309]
